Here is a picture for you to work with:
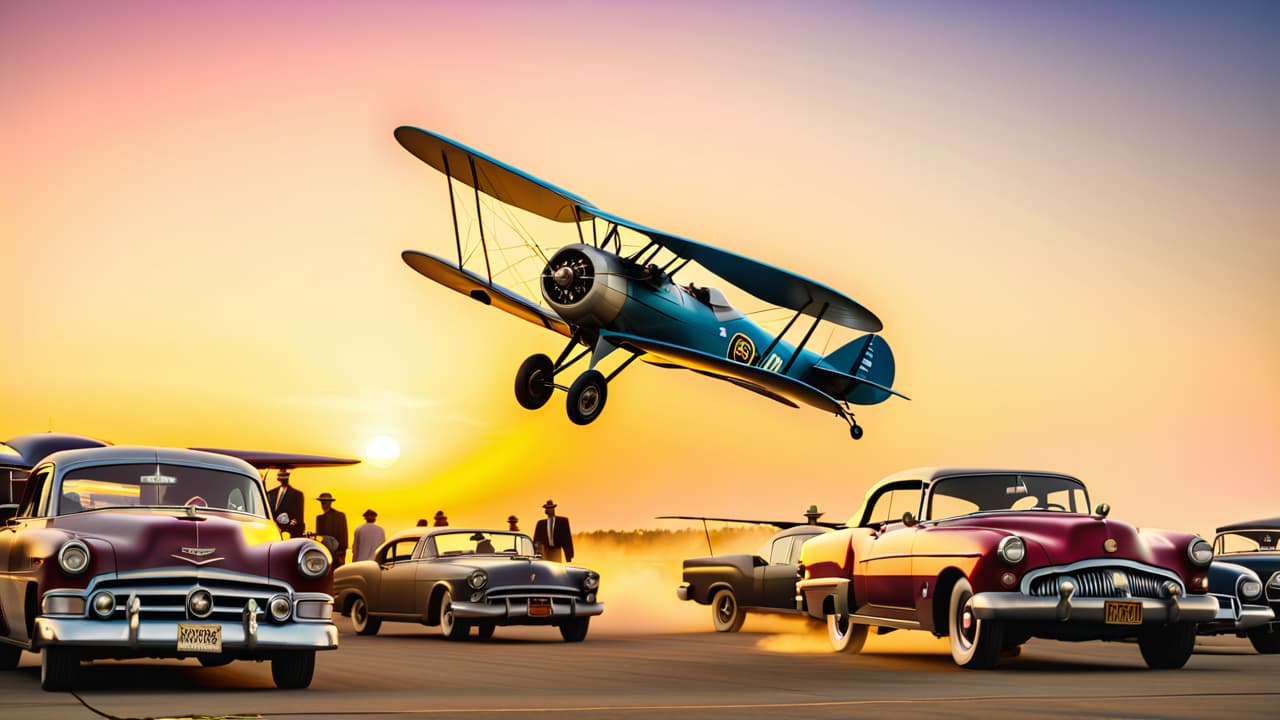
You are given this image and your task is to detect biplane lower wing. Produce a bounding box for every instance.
[402,250,572,338]
[600,331,849,418]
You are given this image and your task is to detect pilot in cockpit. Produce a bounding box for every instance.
[683,282,711,305]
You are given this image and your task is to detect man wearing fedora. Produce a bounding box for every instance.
[266,468,305,538]
[351,509,385,563]
[533,499,574,563]
[313,492,348,569]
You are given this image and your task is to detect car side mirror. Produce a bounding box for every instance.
[752,555,768,567]
[902,511,918,527]
[1095,503,1110,519]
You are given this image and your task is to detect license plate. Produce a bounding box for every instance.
[177,623,222,652]
[1104,600,1143,625]
[528,598,552,618]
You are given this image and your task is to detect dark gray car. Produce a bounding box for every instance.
[333,528,602,642]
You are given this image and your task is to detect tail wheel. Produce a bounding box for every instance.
[351,596,381,636]
[1248,625,1280,654]
[515,354,555,410]
[827,612,868,653]
[271,650,316,689]
[439,590,471,641]
[948,577,1003,668]
[710,588,746,633]
[40,647,79,692]
[566,370,608,425]
[849,423,864,440]
[1139,623,1196,668]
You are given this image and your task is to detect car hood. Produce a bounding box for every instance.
[1214,552,1280,579]
[442,555,590,587]
[934,512,1164,567]
[49,507,282,577]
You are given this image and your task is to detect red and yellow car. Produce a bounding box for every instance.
[0,446,338,690]
[797,468,1218,669]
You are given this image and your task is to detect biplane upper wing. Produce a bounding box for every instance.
[402,251,572,337]
[582,207,882,333]
[600,330,849,418]
[190,448,360,470]
[657,515,844,530]
[395,126,593,223]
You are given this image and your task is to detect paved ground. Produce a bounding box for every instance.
[1,617,1277,719]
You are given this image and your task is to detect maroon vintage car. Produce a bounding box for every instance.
[0,446,338,690]
[797,468,1218,669]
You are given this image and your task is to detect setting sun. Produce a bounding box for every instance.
[365,435,401,468]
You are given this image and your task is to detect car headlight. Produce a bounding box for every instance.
[467,570,487,590]
[997,536,1026,565]
[583,572,599,591]
[1240,579,1264,600]
[1187,538,1213,567]
[58,540,91,575]
[298,545,330,578]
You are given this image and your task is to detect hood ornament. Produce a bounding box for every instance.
[172,546,224,566]
[530,572,537,582]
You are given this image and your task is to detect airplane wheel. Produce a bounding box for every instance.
[710,588,746,633]
[566,370,607,425]
[515,354,555,410]
[849,424,864,440]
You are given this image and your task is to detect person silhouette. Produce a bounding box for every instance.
[532,500,574,563]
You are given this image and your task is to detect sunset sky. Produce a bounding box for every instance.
[3,2,1277,541]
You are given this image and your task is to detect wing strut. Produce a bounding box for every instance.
[756,303,810,369]
[573,206,586,246]
[466,155,494,284]
[782,302,829,374]
[440,151,464,266]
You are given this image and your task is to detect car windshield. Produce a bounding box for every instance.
[431,531,535,557]
[56,463,268,517]
[1215,530,1280,554]
[928,473,1090,520]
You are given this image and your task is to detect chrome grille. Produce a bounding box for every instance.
[91,575,287,621]
[1029,567,1167,599]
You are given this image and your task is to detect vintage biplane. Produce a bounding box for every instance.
[396,126,907,439]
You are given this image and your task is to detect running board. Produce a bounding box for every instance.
[848,613,922,631]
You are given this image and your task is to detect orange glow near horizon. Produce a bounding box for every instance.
[3,3,1277,543]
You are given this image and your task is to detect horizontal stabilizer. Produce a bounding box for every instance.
[402,251,572,337]
[599,330,849,419]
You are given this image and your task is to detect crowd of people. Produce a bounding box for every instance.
[267,473,575,566]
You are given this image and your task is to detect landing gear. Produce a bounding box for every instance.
[567,370,608,425]
[515,354,554,409]
[849,422,864,440]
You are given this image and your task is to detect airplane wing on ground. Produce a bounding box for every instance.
[657,515,844,530]
[402,251,573,337]
[599,330,849,419]
[190,449,360,470]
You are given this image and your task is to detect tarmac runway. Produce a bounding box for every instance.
[1,616,1277,719]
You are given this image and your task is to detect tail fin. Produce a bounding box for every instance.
[804,335,905,405]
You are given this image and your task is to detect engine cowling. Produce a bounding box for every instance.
[541,243,628,327]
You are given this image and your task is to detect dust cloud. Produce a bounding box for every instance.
[573,528,950,657]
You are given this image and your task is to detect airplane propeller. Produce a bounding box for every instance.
[542,248,595,305]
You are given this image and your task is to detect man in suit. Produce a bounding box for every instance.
[266,468,305,538]
[532,499,573,563]
[313,492,348,569]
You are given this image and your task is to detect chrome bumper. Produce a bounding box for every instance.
[451,597,604,621]
[33,616,338,652]
[676,583,691,602]
[1203,603,1275,633]
[971,591,1219,624]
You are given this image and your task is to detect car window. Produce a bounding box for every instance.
[431,531,535,557]
[1216,531,1279,554]
[385,539,418,563]
[54,463,268,516]
[928,474,1090,520]
[769,536,795,565]
[4,467,29,505]
[860,483,923,527]
[789,534,821,564]
[18,466,51,518]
